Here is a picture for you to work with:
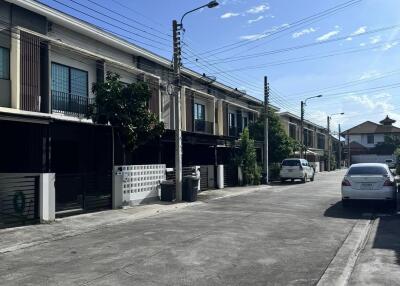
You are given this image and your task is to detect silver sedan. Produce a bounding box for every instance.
[341,163,397,208]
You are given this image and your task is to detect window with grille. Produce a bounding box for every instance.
[0,47,10,80]
[51,63,88,116]
[289,123,297,139]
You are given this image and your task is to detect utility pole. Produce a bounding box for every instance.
[327,116,331,172]
[338,124,341,169]
[172,20,182,201]
[300,101,304,159]
[347,130,351,167]
[263,76,269,184]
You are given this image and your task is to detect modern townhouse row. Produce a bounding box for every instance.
[0,0,267,217]
[0,0,339,225]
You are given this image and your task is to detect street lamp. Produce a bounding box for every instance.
[327,112,344,171]
[173,1,219,201]
[300,94,322,158]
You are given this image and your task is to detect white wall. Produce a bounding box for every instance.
[347,134,385,148]
[352,154,395,164]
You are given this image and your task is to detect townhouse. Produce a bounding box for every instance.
[0,0,264,220]
[278,111,333,171]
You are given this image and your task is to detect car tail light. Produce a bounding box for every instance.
[342,179,351,186]
[383,180,395,187]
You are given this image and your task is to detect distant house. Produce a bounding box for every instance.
[341,115,400,163]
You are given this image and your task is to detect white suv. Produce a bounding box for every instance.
[280,159,315,183]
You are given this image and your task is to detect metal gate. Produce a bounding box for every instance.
[55,172,112,214]
[199,166,209,191]
[0,175,40,229]
[224,165,238,187]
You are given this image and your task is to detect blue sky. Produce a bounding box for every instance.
[38,0,400,131]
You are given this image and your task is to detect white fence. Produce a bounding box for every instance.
[113,164,166,207]
[351,154,395,164]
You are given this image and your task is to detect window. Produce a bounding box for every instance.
[51,63,88,115]
[348,166,387,176]
[194,103,205,120]
[317,133,325,149]
[289,123,297,139]
[282,159,300,166]
[367,134,374,144]
[0,47,10,80]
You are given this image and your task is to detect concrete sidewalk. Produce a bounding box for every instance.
[0,185,268,254]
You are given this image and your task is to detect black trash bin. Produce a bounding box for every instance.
[182,176,199,202]
[160,180,175,202]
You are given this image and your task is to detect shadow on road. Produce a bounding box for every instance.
[372,213,400,265]
[324,200,396,220]
[325,200,400,265]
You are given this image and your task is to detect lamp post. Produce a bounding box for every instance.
[173,1,219,201]
[327,112,344,172]
[300,95,322,158]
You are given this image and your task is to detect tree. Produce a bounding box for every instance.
[248,109,296,163]
[236,128,261,185]
[90,72,164,153]
[372,135,400,155]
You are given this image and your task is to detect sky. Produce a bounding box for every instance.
[38,0,400,132]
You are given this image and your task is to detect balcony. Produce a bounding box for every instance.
[51,91,89,117]
[194,119,214,134]
[229,126,238,137]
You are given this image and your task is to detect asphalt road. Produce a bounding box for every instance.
[0,170,395,285]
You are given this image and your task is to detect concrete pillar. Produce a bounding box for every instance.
[217,164,224,189]
[207,165,214,188]
[217,100,224,135]
[10,28,20,109]
[238,166,243,186]
[40,173,55,223]
[112,166,123,209]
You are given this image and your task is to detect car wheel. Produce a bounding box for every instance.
[280,178,285,183]
[388,200,397,211]
[302,175,307,183]
[310,174,315,182]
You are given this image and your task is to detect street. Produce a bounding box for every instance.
[1,170,400,285]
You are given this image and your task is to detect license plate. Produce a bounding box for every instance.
[360,183,373,190]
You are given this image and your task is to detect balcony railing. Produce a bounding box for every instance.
[229,126,238,137]
[51,90,89,117]
[194,119,214,134]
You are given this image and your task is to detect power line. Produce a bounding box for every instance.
[196,0,361,57]
[45,0,171,51]
[188,24,400,65]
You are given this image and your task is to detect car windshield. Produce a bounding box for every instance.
[347,166,388,176]
[282,160,300,166]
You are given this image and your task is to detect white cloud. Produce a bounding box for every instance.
[239,33,266,41]
[348,93,393,112]
[239,23,290,41]
[316,30,339,42]
[248,15,264,24]
[360,42,366,47]
[369,35,381,44]
[382,41,398,51]
[351,26,367,36]
[292,27,317,38]
[247,4,269,14]
[359,70,381,80]
[220,12,240,19]
[345,37,352,41]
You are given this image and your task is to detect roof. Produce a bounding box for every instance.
[342,121,400,135]
[6,0,268,107]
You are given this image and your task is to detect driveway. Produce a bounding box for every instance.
[0,170,397,285]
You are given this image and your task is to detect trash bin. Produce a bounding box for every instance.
[182,176,199,202]
[160,180,175,202]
